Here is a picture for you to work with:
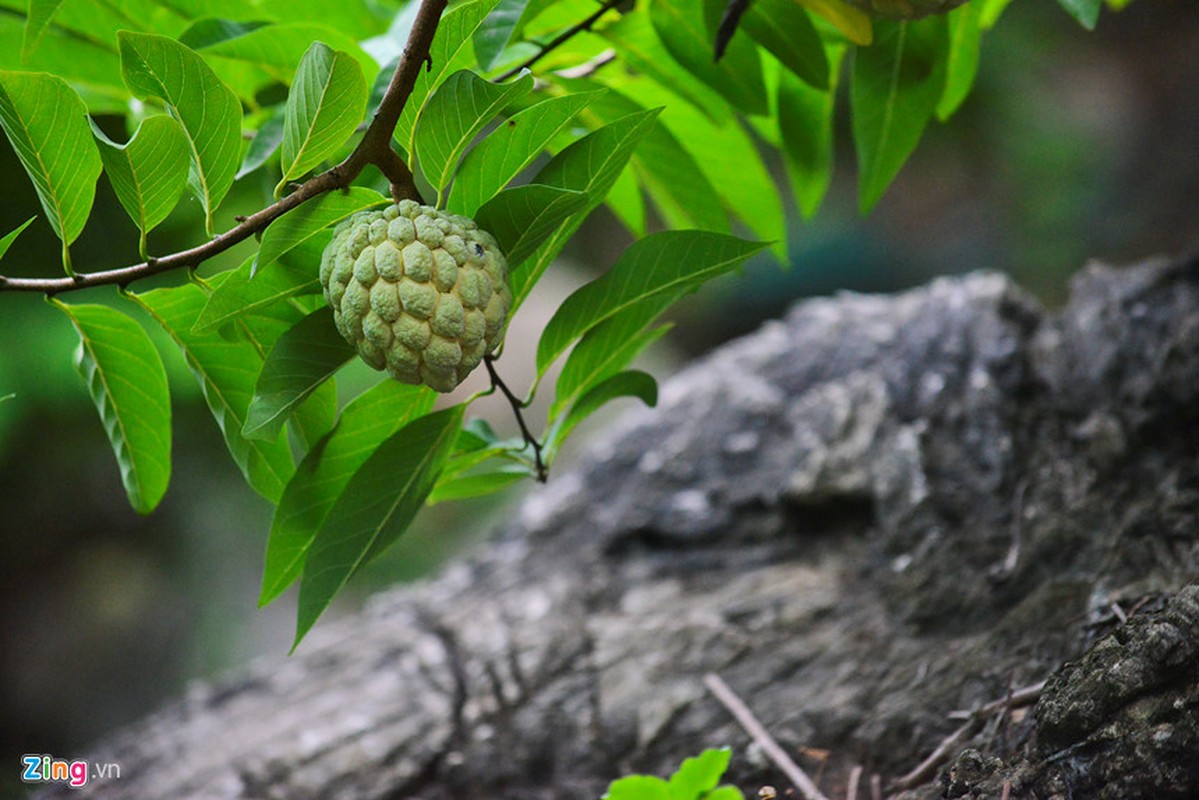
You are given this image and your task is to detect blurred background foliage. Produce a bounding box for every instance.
[1,1,1197,791]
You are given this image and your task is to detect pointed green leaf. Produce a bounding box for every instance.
[447,90,603,216]
[0,71,102,272]
[118,32,242,234]
[512,108,661,306]
[243,308,355,441]
[22,0,67,59]
[260,380,434,606]
[428,463,529,504]
[778,45,843,219]
[194,245,323,334]
[58,302,172,515]
[605,164,646,236]
[1056,0,1101,29]
[741,0,828,90]
[537,230,767,374]
[294,404,464,647]
[178,19,271,50]
[547,370,657,459]
[937,3,983,120]
[475,185,588,268]
[91,115,189,257]
[199,22,377,78]
[395,0,503,157]
[563,79,728,234]
[617,77,785,258]
[474,0,533,70]
[255,187,390,274]
[0,216,35,261]
[606,775,672,800]
[414,69,534,202]
[279,42,368,188]
[551,294,675,421]
[130,280,296,503]
[850,18,949,212]
[649,0,767,115]
[601,11,728,120]
[668,748,731,799]
[290,377,339,454]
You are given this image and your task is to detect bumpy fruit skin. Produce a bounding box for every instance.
[843,0,968,18]
[320,200,512,393]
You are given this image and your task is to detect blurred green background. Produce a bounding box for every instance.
[1,3,1197,794]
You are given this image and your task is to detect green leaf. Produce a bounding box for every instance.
[395,0,502,158]
[199,22,377,78]
[178,19,271,50]
[260,380,435,606]
[512,108,661,306]
[255,187,390,274]
[616,76,785,259]
[238,105,285,179]
[474,0,533,70]
[850,18,949,212]
[550,294,675,421]
[428,463,528,504]
[91,115,189,258]
[414,69,534,203]
[937,3,983,120]
[778,45,843,219]
[547,370,657,459]
[649,0,767,115]
[118,32,242,235]
[601,10,727,120]
[279,42,368,189]
[22,0,66,59]
[0,71,102,273]
[1056,0,1101,29]
[668,748,731,799]
[290,377,339,454]
[130,280,296,503]
[243,308,355,441]
[741,0,828,90]
[563,79,728,234]
[0,216,35,261]
[194,247,322,334]
[58,302,172,515]
[294,404,464,647]
[703,788,744,800]
[605,164,646,236]
[474,185,588,268]
[605,775,672,800]
[447,90,603,216]
[537,230,767,374]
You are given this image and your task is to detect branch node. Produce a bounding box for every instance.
[484,355,548,483]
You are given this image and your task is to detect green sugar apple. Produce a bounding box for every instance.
[320,200,512,393]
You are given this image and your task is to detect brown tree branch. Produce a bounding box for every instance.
[484,355,547,483]
[0,0,448,297]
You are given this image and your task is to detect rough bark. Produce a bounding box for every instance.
[41,256,1199,800]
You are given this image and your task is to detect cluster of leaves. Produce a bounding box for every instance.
[0,0,1109,646]
[605,748,743,800]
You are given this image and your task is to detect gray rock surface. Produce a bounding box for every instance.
[40,256,1199,799]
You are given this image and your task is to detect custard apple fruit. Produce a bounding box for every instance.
[842,0,969,18]
[320,200,512,393]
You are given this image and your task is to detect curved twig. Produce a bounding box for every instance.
[484,355,547,483]
[0,0,448,296]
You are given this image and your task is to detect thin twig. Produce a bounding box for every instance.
[495,0,625,82]
[846,765,863,800]
[703,673,830,800]
[890,680,1045,792]
[0,0,448,296]
[484,355,547,483]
